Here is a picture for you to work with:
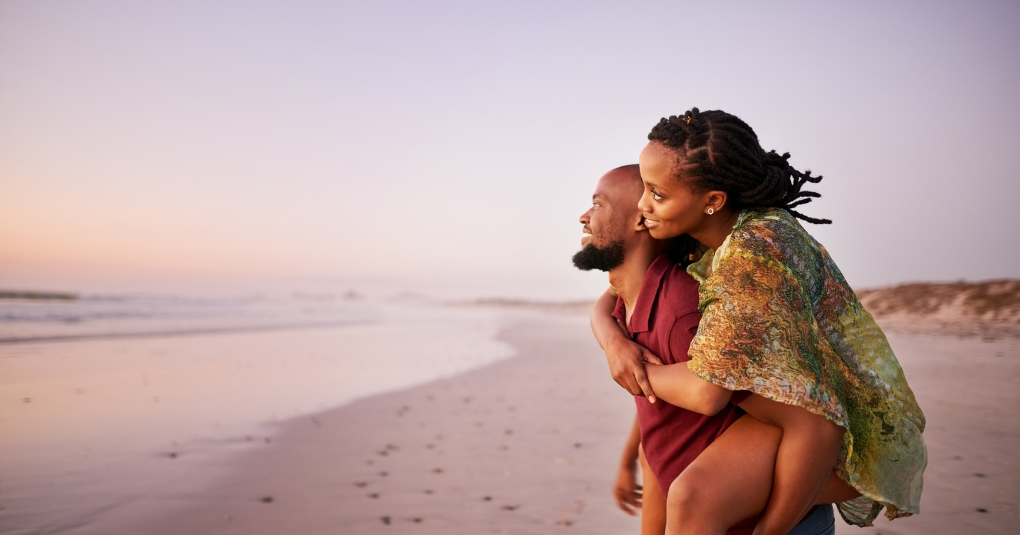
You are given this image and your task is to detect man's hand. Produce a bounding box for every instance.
[605,335,664,402]
[613,461,642,516]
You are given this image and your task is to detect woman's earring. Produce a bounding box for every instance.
[707,208,715,215]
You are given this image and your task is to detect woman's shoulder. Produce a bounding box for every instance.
[729,208,817,259]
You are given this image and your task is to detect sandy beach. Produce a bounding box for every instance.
[2,307,1018,535]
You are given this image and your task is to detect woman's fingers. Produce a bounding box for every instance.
[642,349,664,366]
[634,368,657,404]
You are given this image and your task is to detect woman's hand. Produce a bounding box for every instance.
[605,335,664,403]
[591,287,664,402]
[613,460,643,516]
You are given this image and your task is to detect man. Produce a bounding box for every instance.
[572,165,834,535]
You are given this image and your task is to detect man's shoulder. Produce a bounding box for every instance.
[656,262,701,317]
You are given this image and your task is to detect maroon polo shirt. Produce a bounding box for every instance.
[614,253,756,534]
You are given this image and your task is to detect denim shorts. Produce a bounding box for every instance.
[786,504,835,535]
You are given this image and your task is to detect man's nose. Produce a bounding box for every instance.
[579,208,591,225]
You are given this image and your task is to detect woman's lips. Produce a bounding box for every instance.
[643,218,661,229]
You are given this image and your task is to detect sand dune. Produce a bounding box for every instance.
[859,280,1020,340]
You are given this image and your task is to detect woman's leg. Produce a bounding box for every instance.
[735,395,855,535]
[665,415,783,535]
[639,445,667,535]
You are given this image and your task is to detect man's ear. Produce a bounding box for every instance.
[705,190,728,214]
[631,212,648,232]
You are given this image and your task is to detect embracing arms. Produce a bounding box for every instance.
[590,288,732,415]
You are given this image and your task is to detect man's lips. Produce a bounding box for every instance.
[581,228,592,246]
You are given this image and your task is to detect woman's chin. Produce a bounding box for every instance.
[648,226,676,240]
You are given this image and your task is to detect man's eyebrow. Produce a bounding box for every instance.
[592,192,608,202]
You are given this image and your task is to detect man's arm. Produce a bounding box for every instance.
[613,414,643,516]
[590,287,663,402]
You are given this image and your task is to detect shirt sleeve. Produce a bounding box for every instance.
[666,310,701,363]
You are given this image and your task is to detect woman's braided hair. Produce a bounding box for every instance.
[648,108,831,224]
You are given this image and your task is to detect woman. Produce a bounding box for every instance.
[593,108,927,535]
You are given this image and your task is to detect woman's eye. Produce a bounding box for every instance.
[651,191,663,201]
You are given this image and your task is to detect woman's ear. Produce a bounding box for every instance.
[705,190,728,214]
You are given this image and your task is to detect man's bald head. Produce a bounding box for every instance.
[598,164,643,218]
[573,164,650,272]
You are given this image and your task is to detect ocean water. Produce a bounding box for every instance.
[0,296,517,534]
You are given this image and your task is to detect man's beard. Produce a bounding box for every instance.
[572,240,625,271]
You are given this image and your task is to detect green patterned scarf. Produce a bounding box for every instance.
[687,208,927,526]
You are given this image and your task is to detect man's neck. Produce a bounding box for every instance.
[608,243,663,316]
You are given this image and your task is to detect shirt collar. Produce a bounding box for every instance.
[610,253,674,335]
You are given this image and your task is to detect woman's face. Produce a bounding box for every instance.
[637,142,710,240]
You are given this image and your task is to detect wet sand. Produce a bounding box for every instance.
[84,314,641,534]
[3,312,1017,534]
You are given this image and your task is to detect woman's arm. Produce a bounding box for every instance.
[590,287,663,402]
[613,414,643,516]
[644,362,733,415]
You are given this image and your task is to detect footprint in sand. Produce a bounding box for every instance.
[501,504,520,511]
[412,517,423,523]
[260,496,274,503]
[354,482,368,488]
[433,468,444,474]
[379,471,389,477]
[381,516,391,525]
[424,489,433,494]
[368,493,379,499]
[483,496,493,501]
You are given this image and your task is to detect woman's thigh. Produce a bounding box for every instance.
[640,445,667,535]
[671,414,783,528]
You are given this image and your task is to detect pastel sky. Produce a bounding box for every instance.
[2,0,1018,300]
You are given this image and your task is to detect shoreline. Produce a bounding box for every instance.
[98,314,641,534]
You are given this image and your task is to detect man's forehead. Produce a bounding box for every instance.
[594,168,642,203]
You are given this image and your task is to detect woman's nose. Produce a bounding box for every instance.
[637,191,651,214]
